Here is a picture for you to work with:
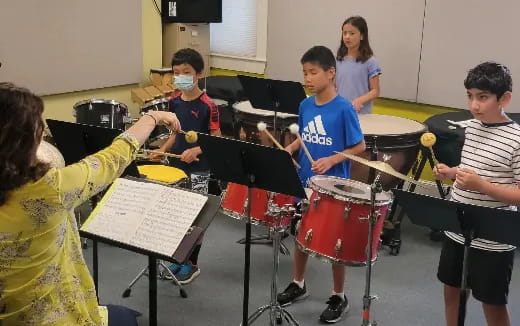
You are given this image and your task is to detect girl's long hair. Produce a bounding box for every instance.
[337,16,374,63]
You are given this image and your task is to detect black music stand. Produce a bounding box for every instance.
[199,134,306,326]
[393,189,520,326]
[80,176,221,326]
[237,75,306,250]
[46,119,139,177]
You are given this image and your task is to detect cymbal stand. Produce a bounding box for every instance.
[242,204,299,326]
[362,173,382,326]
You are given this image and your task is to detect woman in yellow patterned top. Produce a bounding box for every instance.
[0,83,180,325]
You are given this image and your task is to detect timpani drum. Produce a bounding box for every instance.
[73,99,130,130]
[296,176,391,266]
[351,114,427,190]
[233,101,298,146]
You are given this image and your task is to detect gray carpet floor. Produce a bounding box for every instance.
[83,211,520,326]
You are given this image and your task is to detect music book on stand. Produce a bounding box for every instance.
[80,178,207,257]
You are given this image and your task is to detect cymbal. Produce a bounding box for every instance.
[334,151,429,188]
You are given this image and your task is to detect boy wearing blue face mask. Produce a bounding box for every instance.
[152,48,221,284]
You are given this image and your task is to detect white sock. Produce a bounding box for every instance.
[332,292,345,300]
[293,279,305,288]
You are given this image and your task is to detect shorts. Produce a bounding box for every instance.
[437,237,514,305]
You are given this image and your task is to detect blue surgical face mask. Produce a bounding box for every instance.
[174,74,194,91]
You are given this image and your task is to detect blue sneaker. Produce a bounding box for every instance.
[176,263,200,284]
[163,262,182,280]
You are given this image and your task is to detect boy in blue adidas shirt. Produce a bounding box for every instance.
[278,46,366,323]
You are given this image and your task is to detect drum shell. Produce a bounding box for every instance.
[296,177,389,265]
[220,183,294,228]
[73,99,129,130]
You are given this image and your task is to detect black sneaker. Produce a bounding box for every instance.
[277,282,309,306]
[319,295,349,324]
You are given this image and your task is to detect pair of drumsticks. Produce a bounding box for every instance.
[256,122,314,169]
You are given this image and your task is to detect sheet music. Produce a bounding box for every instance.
[81,178,207,257]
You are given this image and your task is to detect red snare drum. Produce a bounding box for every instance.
[296,176,391,266]
[221,182,294,229]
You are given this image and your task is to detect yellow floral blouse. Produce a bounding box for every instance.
[0,133,139,325]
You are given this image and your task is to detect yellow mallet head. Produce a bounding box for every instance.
[420,132,437,148]
[185,130,198,144]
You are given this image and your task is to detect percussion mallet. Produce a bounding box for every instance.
[420,132,439,166]
[257,122,301,169]
[289,123,315,164]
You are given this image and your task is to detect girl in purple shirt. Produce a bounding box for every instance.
[336,16,382,114]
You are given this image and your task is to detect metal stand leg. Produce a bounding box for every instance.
[241,228,299,326]
[122,261,187,299]
[361,176,382,326]
[236,231,291,255]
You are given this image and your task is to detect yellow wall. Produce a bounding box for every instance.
[42,0,162,122]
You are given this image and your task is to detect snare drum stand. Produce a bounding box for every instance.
[242,204,299,326]
[361,173,383,326]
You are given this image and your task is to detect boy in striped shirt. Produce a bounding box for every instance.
[435,61,520,326]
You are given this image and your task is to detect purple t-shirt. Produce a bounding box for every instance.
[336,56,381,114]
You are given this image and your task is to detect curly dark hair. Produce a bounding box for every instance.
[0,83,50,205]
[464,61,513,100]
[337,16,374,63]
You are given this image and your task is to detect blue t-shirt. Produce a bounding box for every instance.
[335,56,381,114]
[297,95,364,186]
[168,92,219,173]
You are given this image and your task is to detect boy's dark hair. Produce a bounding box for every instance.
[301,46,336,71]
[464,61,512,99]
[337,16,374,63]
[171,48,204,74]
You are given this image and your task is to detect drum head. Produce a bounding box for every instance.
[308,175,391,204]
[359,114,425,135]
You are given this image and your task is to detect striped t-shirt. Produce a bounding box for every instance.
[446,118,520,251]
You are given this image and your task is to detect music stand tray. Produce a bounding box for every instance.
[393,189,520,326]
[199,133,306,326]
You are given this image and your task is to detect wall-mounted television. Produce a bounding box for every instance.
[162,0,223,23]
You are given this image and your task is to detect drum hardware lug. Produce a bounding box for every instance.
[343,204,352,220]
[295,220,301,234]
[300,200,309,215]
[358,215,369,222]
[305,229,313,243]
[334,239,342,257]
[281,204,295,217]
[89,103,93,111]
[313,195,321,208]
[242,199,249,214]
[186,226,194,235]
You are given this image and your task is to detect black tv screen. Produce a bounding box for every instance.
[162,0,222,23]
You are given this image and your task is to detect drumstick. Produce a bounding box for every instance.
[141,150,200,161]
[289,123,315,164]
[257,122,301,169]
